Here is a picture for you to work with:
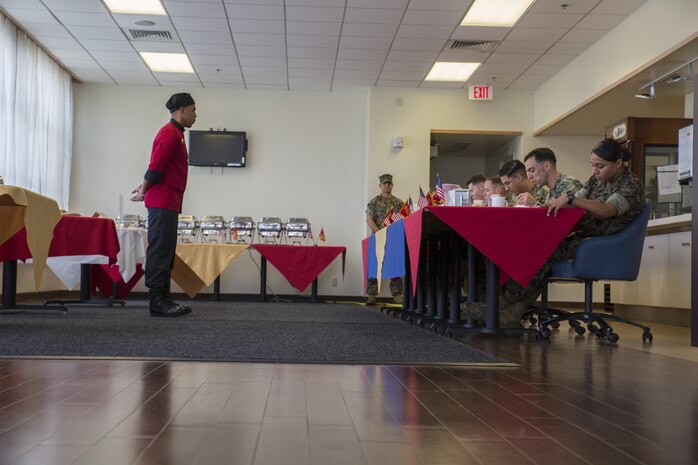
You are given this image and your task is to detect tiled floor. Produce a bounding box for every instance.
[0,316,696,465]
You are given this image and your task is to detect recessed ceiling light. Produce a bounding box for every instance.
[134,20,156,27]
[461,0,536,27]
[140,52,194,73]
[425,62,481,82]
[104,0,166,15]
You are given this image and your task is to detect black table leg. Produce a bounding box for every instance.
[212,276,221,301]
[44,264,125,308]
[311,278,318,302]
[260,257,267,301]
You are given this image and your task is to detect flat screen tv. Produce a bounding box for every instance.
[188,130,247,167]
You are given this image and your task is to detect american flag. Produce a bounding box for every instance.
[408,196,414,214]
[382,208,392,227]
[390,209,403,223]
[433,174,446,206]
[418,186,428,208]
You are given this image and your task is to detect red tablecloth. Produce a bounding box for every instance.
[92,263,145,298]
[403,206,585,295]
[0,215,120,261]
[252,244,346,292]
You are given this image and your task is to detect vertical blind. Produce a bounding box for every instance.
[0,12,73,208]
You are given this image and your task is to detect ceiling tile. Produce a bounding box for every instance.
[391,37,447,51]
[450,26,510,41]
[546,42,593,55]
[0,0,45,9]
[339,36,392,50]
[535,54,576,65]
[52,11,115,27]
[246,84,287,90]
[101,63,151,73]
[506,27,568,42]
[186,43,239,55]
[508,82,539,90]
[286,6,344,22]
[285,0,345,6]
[228,19,284,34]
[402,10,463,26]
[341,23,398,38]
[288,47,337,59]
[202,82,245,89]
[468,73,519,86]
[560,28,609,44]
[130,41,185,53]
[287,34,338,47]
[21,23,72,37]
[286,21,342,36]
[171,16,229,32]
[225,4,284,20]
[337,48,389,60]
[153,72,200,81]
[386,49,438,62]
[436,49,487,62]
[236,45,286,57]
[526,63,564,75]
[592,0,649,15]
[376,79,420,86]
[331,77,375,86]
[288,67,333,78]
[517,13,584,29]
[77,38,133,51]
[176,30,232,45]
[576,14,626,30]
[477,62,529,74]
[344,8,404,24]
[238,56,286,67]
[381,61,431,72]
[189,54,239,65]
[334,68,379,79]
[514,73,550,85]
[242,66,287,77]
[198,73,243,82]
[420,81,463,88]
[50,48,93,60]
[396,24,454,39]
[233,33,285,47]
[157,80,202,87]
[66,25,127,40]
[244,75,287,85]
[287,57,335,68]
[38,36,83,50]
[2,8,58,25]
[111,14,173,29]
[495,40,555,54]
[529,0,598,15]
[41,0,107,13]
[113,77,157,85]
[195,67,241,77]
[91,50,142,62]
[334,59,383,70]
[380,70,425,81]
[164,1,226,18]
[408,0,472,10]
[486,52,540,65]
[347,0,408,7]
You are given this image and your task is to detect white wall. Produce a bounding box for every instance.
[67,84,368,297]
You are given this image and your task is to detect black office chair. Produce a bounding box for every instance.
[536,201,653,343]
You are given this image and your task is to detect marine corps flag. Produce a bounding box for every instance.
[399,199,411,218]
[319,228,326,242]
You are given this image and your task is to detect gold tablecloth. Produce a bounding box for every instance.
[0,185,62,289]
[172,243,249,298]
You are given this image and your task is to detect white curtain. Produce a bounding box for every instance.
[0,12,73,208]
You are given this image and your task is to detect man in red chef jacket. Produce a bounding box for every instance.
[131,93,196,317]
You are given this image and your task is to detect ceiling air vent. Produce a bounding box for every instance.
[446,40,498,52]
[128,29,173,41]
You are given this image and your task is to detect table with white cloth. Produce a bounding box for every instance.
[91,227,148,299]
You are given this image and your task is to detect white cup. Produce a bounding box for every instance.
[490,195,506,207]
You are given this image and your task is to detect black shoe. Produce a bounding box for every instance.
[150,296,189,317]
[165,296,192,314]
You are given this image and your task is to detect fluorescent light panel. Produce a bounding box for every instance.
[461,0,535,27]
[140,52,194,73]
[104,0,166,15]
[425,62,480,82]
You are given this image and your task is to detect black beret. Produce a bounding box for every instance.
[165,93,195,112]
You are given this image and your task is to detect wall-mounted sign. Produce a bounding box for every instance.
[612,122,627,140]
[468,84,493,100]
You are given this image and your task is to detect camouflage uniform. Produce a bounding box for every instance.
[544,173,583,204]
[366,193,404,297]
[500,168,645,310]
[529,185,549,204]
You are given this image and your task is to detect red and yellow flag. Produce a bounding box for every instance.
[319,228,326,242]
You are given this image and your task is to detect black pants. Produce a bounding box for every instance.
[145,207,179,297]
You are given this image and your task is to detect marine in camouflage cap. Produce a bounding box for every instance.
[366,173,403,232]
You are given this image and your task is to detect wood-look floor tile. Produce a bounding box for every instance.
[402,427,480,465]
[385,366,441,392]
[413,367,471,391]
[463,440,536,465]
[309,425,367,465]
[253,417,309,465]
[460,381,553,418]
[374,385,442,428]
[133,425,211,465]
[341,391,408,442]
[361,441,421,465]
[506,438,592,465]
[170,383,235,426]
[107,388,196,438]
[217,382,270,424]
[191,424,260,465]
[9,443,91,465]
[305,386,353,426]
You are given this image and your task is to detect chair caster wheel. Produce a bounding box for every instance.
[642,331,653,343]
[607,332,619,343]
[550,321,560,329]
[574,325,586,335]
[568,320,579,328]
[588,324,599,334]
[529,317,538,325]
[539,327,551,339]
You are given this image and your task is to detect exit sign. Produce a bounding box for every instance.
[469,84,493,100]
